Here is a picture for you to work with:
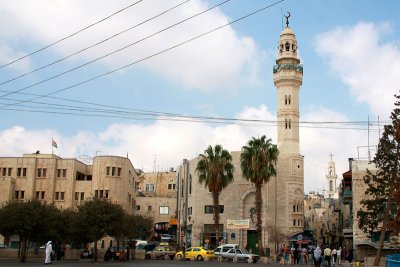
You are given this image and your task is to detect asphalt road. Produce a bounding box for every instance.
[0,258,291,267]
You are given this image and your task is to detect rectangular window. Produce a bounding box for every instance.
[95,190,98,198]
[60,192,65,200]
[8,168,12,176]
[37,168,42,177]
[136,205,140,211]
[57,169,61,177]
[23,168,27,177]
[17,168,22,177]
[80,192,84,200]
[118,168,121,176]
[76,171,85,180]
[75,192,79,201]
[148,205,152,212]
[159,206,169,214]
[63,169,67,177]
[105,190,109,199]
[112,167,116,176]
[86,175,92,181]
[100,190,104,198]
[188,207,192,215]
[106,167,110,175]
[168,183,176,190]
[41,191,45,199]
[55,192,59,200]
[145,184,155,192]
[2,168,5,176]
[42,168,47,177]
[204,205,224,214]
[20,191,24,199]
[15,191,19,199]
[36,191,40,199]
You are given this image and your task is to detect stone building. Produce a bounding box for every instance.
[134,171,178,239]
[0,153,137,211]
[176,21,305,255]
[0,152,138,246]
[304,191,339,247]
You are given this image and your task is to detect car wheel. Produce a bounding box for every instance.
[197,255,203,261]
[176,254,182,260]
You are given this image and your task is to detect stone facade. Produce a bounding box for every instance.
[0,153,137,211]
[134,171,178,238]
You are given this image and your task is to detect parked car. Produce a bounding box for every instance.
[215,243,239,257]
[221,248,260,263]
[160,234,174,242]
[145,246,176,260]
[175,246,215,261]
[136,243,157,252]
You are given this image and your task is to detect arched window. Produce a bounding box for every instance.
[329,180,333,191]
[288,95,291,105]
[285,95,288,105]
[285,42,290,51]
[285,119,288,129]
[293,204,296,212]
[289,119,292,129]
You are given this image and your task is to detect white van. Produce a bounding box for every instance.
[214,244,239,257]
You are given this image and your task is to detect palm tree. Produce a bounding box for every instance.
[196,144,234,247]
[240,135,279,256]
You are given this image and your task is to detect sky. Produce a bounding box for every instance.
[0,0,400,194]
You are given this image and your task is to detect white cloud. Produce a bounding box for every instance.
[300,107,374,193]
[315,22,400,118]
[0,105,372,193]
[0,0,265,91]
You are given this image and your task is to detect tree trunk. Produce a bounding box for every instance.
[93,240,98,262]
[255,183,264,256]
[212,191,220,246]
[374,194,392,266]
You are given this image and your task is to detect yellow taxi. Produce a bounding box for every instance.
[175,246,215,261]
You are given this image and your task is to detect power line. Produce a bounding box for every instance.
[0,0,144,70]
[0,97,388,131]
[0,0,191,86]
[0,0,284,110]
[0,0,231,100]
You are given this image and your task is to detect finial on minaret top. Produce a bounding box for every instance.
[329,153,334,161]
[284,12,291,27]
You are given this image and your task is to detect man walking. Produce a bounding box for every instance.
[324,246,332,267]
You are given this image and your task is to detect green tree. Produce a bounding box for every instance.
[73,198,125,262]
[240,135,278,256]
[0,200,61,263]
[196,144,234,246]
[123,214,153,259]
[357,94,400,266]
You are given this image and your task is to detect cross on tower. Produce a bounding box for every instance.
[329,153,334,161]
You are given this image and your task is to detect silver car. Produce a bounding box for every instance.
[222,248,260,263]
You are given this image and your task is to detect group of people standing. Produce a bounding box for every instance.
[313,245,353,267]
[279,244,353,267]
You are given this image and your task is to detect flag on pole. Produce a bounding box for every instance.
[52,139,58,148]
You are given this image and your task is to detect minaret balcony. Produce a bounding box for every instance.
[273,63,303,74]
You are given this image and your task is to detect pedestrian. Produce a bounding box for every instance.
[44,241,53,265]
[332,248,337,265]
[181,242,186,261]
[302,246,308,265]
[347,247,353,263]
[324,246,332,267]
[337,247,342,265]
[313,246,322,267]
